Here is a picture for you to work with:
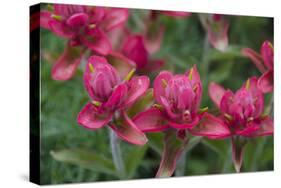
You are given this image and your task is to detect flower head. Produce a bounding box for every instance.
[40,4,129,80]
[77,55,150,145]
[200,14,229,52]
[133,65,230,177]
[209,77,273,172]
[242,41,274,93]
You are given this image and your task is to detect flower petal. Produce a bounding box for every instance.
[40,10,51,30]
[209,82,226,108]
[169,115,200,129]
[109,111,148,145]
[144,22,164,54]
[207,18,229,52]
[106,51,136,79]
[261,41,273,70]
[241,48,266,73]
[190,113,231,139]
[153,71,173,105]
[220,90,234,113]
[124,76,150,107]
[102,8,129,31]
[81,27,112,55]
[142,59,165,72]
[156,130,188,178]
[77,103,112,130]
[103,83,128,110]
[133,108,168,132]
[66,13,89,27]
[84,55,111,99]
[49,19,74,38]
[258,70,273,93]
[51,43,84,81]
[121,35,149,69]
[251,116,274,136]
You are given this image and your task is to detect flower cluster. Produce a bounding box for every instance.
[41,4,274,178]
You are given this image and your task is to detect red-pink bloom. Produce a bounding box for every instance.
[133,65,230,177]
[242,41,274,93]
[200,14,229,51]
[209,77,273,172]
[40,4,129,80]
[77,55,150,145]
[121,34,165,72]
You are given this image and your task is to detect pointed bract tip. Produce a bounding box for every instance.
[51,14,63,21]
[92,100,101,107]
[188,67,194,80]
[245,79,250,90]
[89,63,95,73]
[161,79,168,88]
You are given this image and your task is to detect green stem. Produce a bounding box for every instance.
[109,128,125,179]
[175,150,187,176]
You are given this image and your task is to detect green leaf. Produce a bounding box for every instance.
[124,145,148,178]
[127,89,154,118]
[147,132,165,155]
[201,138,230,157]
[50,149,116,176]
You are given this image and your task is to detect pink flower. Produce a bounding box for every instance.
[77,55,150,145]
[200,14,229,51]
[133,65,230,177]
[121,34,165,72]
[40,4,129,80]
[209,77,273,172]
[242,41,274,93]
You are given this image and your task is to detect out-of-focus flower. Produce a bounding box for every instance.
[133,65,230,177]
[121,34,165,72]
[209,77,273,172]
[77,55,150,145]
[200,14,229,52]
[40,4,129,80]
[242,41,274,93]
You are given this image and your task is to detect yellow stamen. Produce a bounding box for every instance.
[247,117,254,122]
[188,68,194,80]
[199,107,209,114]
[224,113,233,121]
[245,79,250,90]
[268,42,273,50]
[92,100,101,107]
[161,79,168,88]
[153,104,163,109]
[124,68,136,81]
[51,14,63,21]
[89,63,95,73]
[88,24,96,29]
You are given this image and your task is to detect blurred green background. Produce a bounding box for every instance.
[40,7,273,185]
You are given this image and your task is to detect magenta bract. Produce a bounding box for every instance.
[210,77,273,137]
[77,55,150,145]
[242,41,274,93]
[134,65,231,138]
[209,77,273,172]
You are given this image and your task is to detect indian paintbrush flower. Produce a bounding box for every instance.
[40,4,129,80]
[77,55,150,145]
[133,65,231,177]
[209,77,273,172]
[242,41,274,93]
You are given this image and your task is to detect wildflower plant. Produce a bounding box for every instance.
[40,3,274,184]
